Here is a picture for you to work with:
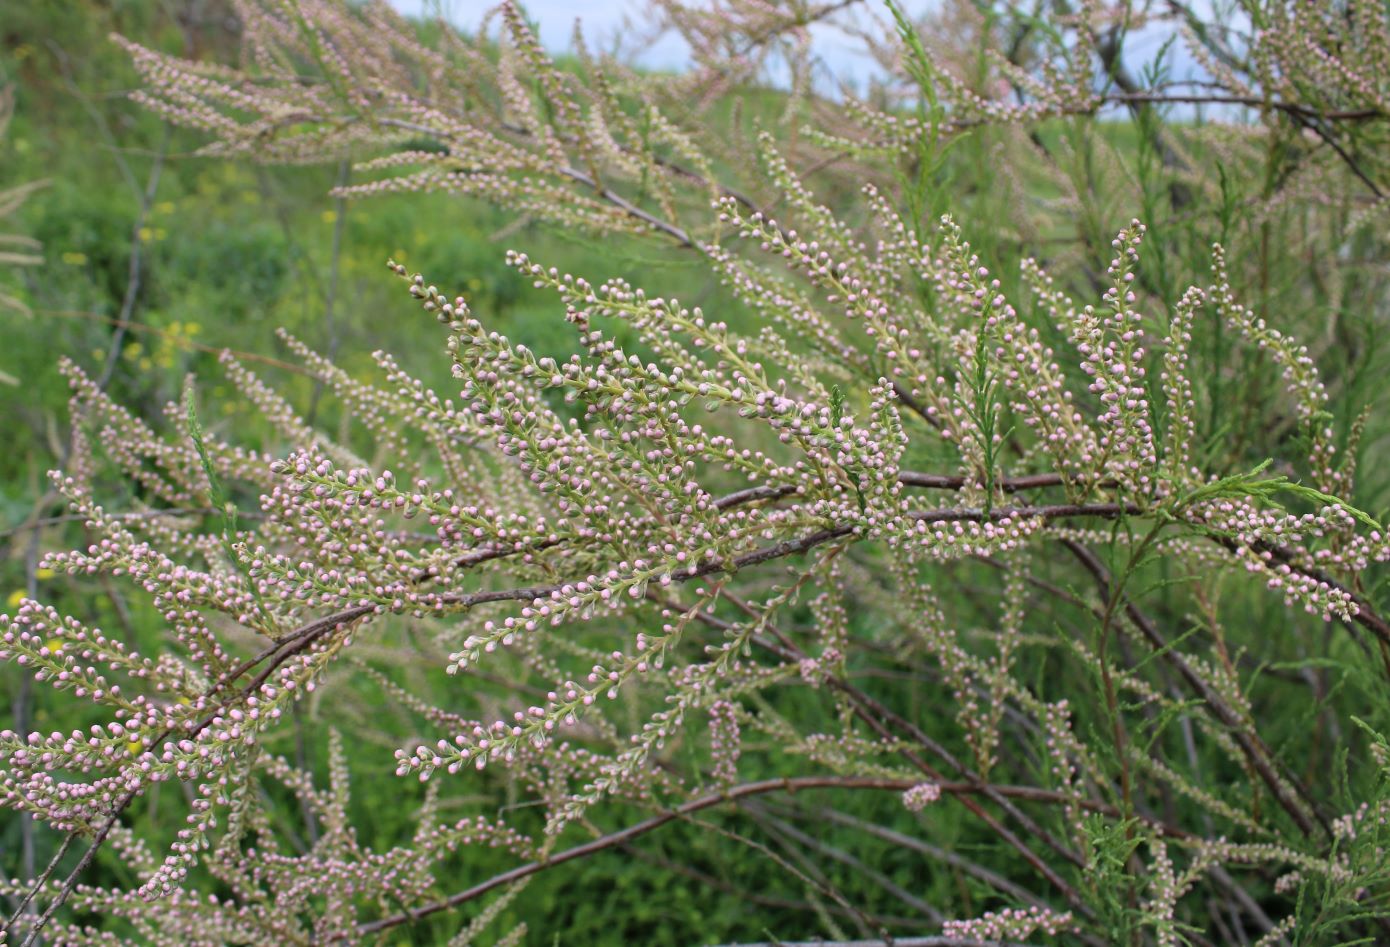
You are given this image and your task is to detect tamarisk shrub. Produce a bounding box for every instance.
[6,0,1390,944]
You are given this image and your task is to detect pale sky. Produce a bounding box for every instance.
[389,1,957,92]
[387,1,1213,113]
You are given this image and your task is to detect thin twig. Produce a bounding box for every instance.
[709,938,1043,947]
[1,833,74,938]
[1061,539,1324,837]
[94,127,169,392]
[353,776,1144,937]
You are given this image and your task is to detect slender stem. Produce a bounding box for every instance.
[353,776,1147,937]
[709,938,1045,947]
[2,833,74,939]
[1062,540,1323,837]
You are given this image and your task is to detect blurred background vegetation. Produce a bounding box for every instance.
[0,0,721,489]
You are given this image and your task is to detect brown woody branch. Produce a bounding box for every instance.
[1061,539,1325,837]
[354,775,1149,937]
